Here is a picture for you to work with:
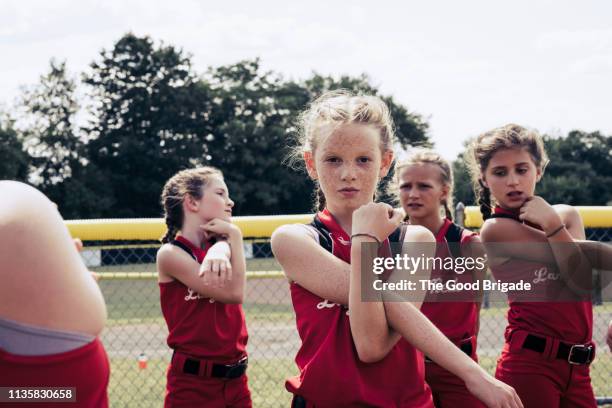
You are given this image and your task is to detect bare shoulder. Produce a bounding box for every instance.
[156,243,179,263]
[480,218,522,243]
[553,204,581,222]
[271,224,317,255]
[403,224,435,243]
[156,243,187,282]
[553,204,585,239]
[479,218,503,242]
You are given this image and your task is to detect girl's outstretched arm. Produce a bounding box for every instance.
[349,202,434,362]
[383,300,522,408]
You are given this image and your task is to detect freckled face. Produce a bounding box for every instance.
[305,124,392,213]
[482,147,541,209]
[398,163,448,220]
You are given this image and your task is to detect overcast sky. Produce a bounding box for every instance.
[2,0,611,160]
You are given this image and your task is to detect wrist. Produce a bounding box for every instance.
[544,223,566,238]
[542,214,563,233]
[351,233,382,249]
[228,224,242,239]
[462,362,486,386]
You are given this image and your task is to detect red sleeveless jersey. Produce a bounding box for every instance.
[0,337,109,407]
[286,209,433,407]
[159,235,248,362]
[489,206,592,343]
[420,218,480,342]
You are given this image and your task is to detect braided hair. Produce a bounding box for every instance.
[465,124,549,220]
[477,179,492,220]
[160,167,223,244]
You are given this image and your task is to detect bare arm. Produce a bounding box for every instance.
[0,181,107,336]
[383,300,522,407]
[157,239,243,304]
[271,224,351,305]
[481,202,593,294]
[348,201,435,362]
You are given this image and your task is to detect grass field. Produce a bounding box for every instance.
[96,262,612,407]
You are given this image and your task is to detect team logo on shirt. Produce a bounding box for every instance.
[532,267,559,284]
[317,299,349,315]
[185,288,215,303]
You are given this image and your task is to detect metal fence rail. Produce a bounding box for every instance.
[73,214,612,408]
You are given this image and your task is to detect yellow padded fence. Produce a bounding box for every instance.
[66,214,313,241]
[465,206,612,228]
[66,207,612,240]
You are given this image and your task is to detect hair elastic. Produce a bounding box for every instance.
[546,224,566,238]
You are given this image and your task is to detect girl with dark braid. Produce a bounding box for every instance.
[157,167,250,407]
[466,124,597,407]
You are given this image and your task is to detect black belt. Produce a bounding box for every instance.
[425,340,473,363]
[174,351,248,379]
[522,334,594,365]
[210,357,248,378]
[291,395,309,408]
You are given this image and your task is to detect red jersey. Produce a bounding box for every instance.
[489,206,593,343]
[286,209,433,407]
[420,218,480,342]
[0,338,109,407]
[159,235,248,362]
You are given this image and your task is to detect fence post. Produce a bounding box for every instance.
[455,202,465,227]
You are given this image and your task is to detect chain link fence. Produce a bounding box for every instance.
[81,226,611,407]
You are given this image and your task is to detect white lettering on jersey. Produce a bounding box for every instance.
[532,267,559,284]
[185,287,215,302]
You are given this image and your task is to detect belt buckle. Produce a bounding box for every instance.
[225,356,248,379]
[567,344,592,365]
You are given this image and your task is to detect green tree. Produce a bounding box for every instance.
[84,33,211,217]
[452,151,474,207]
[203,59,313,214]
[539,131,612,205]
[18,60,83,191]
[204,62,431,214]
[15,59,109,218]
[0,114,29,181]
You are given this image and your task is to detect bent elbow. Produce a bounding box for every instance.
[225,287,245,304]
[354,339,388,363]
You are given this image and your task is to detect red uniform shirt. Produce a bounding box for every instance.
[420,218,480,342]
[159,235,248,362]
[286,209,433,407]
[490,206,592,343]
[0,338,109,407]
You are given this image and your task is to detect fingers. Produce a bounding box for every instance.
[389,208,404,225]
[200,258,232,288]
[210,260,220,288]
[226,260,233,282]
[73,238,83,252]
